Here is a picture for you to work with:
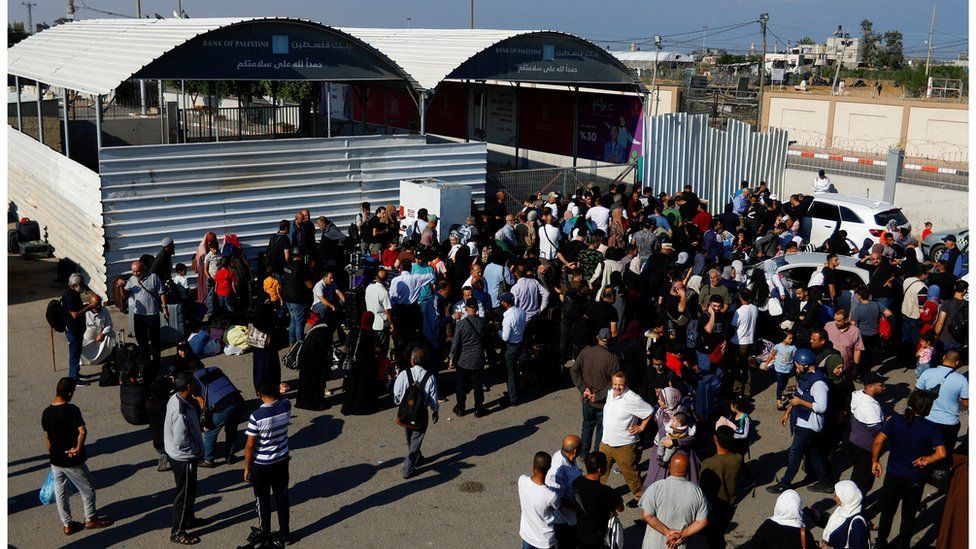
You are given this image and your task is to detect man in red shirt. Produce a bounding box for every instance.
[213,257,237,315]
[692,202,713,234]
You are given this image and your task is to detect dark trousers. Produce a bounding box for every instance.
[860,334,880,377]
[170,459,198,537]
[133,313,161,368]
[703,499,734,549]
[504,342,522,404]
[780,426,829,486]
[774,371,792,402]
[935,422,961,470]
[849,444,876,497]
[403,428,426,478]
[251,458,290,536]
[730,344,753,397]
[455,368,485,411]
[65,330,83,379]
[876,474,925,547]
[202,402,243,463]
[553,522,577,549]
[580,402,604,459]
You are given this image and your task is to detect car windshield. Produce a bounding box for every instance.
[874,209,908,226]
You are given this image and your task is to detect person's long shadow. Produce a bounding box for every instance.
[61,495,224,548]
[8,428,154,480]
[289,415,550,541]
[288,414,344,451]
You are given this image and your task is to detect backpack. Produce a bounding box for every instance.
[562,288,586,320]
[46,299,67,333]
[947,301,969,343]
[396,369,432,431]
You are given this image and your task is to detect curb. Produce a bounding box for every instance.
[786,149,968,177]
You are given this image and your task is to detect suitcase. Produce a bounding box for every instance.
[120,383,149,425]
[16,219,40,242]
[160,302,185,345]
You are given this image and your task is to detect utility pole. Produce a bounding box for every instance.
[67,0,76,21]
[22,2,36,34]
[469,0,474,29]
[652,35,662,117]
[830,26,846,95]
[924,2,936,76]
[701,26,707,58]
[136,0,142,18]
[758,13,768,127]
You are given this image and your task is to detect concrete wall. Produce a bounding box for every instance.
[763,93,969,163]
[783,167,969,230]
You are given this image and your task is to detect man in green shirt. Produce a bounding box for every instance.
[698,269,731,314]
[699,426,745,548]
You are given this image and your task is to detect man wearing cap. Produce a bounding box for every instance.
[570,328,621,459]
[849,373,886,496]
[767,348,832,494]
[449,297,492,418]
[499,292,526,408]
[938,234,961,268]
[544,192,560,218]
[151,237,176,283]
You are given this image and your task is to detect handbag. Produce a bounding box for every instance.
[878,315,892,341]
[767,296,784,316]
[246,323,268,349]
[605,514,624,549]
[39,470,77,505]
[341,331,362,373]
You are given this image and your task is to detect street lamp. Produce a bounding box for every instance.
[830,25,847,96]
[652,34,662,117]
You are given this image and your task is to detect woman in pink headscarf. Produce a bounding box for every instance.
[192,232,218,306]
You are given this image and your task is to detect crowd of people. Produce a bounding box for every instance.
[47,177,968,548]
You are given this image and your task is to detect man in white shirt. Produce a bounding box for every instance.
[519,452,560,549]
[81,294,116,366]
[537,210,562,266]
[585,200,611,234]
[499,293,527,407]
[365,268,394,346]
[544,192,560,218]
[849,373,886,496]
[511,264,550,324]
[812,169,832,193]
[599,371,655,504]
[729,288,758,397]
[545,435,583,548]
[900,268,929,349]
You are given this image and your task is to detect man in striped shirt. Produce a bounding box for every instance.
[243,382,292,547]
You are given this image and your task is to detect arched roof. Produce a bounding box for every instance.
[6,17,421,95]
[341,28,645,93]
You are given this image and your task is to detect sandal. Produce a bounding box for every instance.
[170,533,201,545]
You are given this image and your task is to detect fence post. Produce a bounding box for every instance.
[882,148,903,204]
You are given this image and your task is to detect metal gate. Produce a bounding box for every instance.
[645,113,788,212]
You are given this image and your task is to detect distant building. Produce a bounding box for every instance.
[825,36,861,68]
[611,51,696,77]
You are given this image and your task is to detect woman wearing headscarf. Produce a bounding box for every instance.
[643,386,701,488]
[295,318,334,410]
[608,207,627,248]
[192,232,218,307]
[821,480,869,549]
[749,490,817,548]
[341,311,379,416]
[918,284,941,336]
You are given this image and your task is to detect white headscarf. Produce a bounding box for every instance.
[770,490,804,528]
[822,480,863,543]
[731,260,747,283]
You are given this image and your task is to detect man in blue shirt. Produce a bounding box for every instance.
[483,254,515,308]
[732,188,751,216]
[499,293,526,408]
[916,349,968,469]
[243,381,292,547]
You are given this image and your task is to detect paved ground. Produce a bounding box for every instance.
[7,256,963,548]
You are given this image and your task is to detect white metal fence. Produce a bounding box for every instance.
[98,135,487,282]
[645,113,789,212]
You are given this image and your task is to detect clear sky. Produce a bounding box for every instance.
[7,0,970,59]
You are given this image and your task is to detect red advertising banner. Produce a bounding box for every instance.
[385,87,420,131]
[350,85,386,125]
[576,93,643,164]
[517,87,574,156]
[426,82,468,139]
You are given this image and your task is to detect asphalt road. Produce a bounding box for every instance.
[7,256,963,548]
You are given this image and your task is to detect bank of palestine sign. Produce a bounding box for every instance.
[448,33,635,87]
[135,21,403,82]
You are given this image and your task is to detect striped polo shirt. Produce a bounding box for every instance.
[245,398,292,465]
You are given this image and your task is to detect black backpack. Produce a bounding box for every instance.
[948,301,969,343]
[396,369,432,431]
[562,289,586,321]
[46,299,66,333]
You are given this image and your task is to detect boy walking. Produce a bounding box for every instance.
[242,381,293,548]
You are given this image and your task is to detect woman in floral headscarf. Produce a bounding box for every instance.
[192,232,218,307]
[642,386,701,488]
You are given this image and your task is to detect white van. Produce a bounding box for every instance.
[799,194,911,250]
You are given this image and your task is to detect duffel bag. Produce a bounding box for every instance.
[120,383,149,425]
[223,324,250,350]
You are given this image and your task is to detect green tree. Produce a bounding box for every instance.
[860,19,877,67]
[8,22,28,45]
[798,36,815,45]
[877,31,904,69]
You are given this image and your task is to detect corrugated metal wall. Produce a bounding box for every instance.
[98,135,486,281]
[646,114,788,212]
[7,127,108,296]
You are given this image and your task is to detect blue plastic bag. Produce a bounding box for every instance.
[39,470,76,505]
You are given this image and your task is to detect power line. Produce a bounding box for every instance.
[78,0,131,18]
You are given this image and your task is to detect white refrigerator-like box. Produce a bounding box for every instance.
[398,178,472,244]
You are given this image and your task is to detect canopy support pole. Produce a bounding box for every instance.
[94,94,103,151]
[419,91,427,136]
[62,88,71,158]
[326,82,332,138]
[514,82,520,169]
[572,86,579,168]
[158,80,165,144]
[214,81,220,142]
[180,80,186,143]
[37,82,45,145]
[15,76,22,131]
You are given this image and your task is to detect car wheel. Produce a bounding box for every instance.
[929,244,946,262]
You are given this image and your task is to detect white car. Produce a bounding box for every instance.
[744,252,870,307]
[799,194,911,251]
